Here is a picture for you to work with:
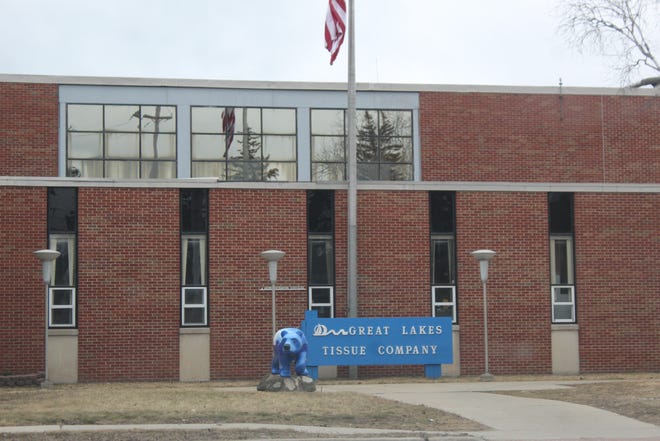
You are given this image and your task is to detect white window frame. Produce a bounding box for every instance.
[181,287,208,326]
[49,287,76,327]
[432,285,456,323]
[308,286,334,318]
[551,285,576,323]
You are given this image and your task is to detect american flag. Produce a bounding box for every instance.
[325,0,346,65]
[222,107,235,158]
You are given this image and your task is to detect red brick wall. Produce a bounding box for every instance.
[209,189,308,380]
[0,187,47,375]
[456,191,552,375]
[0,83,59,177]
[77,188,180,381]
[420,92,660,184]
[575,193,660,372]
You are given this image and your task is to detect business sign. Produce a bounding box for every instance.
[300,310,452,377]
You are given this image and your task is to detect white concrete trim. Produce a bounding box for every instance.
[179,327,211,335]
[2,176,659,194]
[47,328,79,336]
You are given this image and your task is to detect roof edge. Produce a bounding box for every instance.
[1,73,659,96]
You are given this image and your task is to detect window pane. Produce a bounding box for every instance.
[554,305,574,321]
[262,109,295,134]
[434,287,453,303]
[192,107,221,133]
[430,192,455,233]
[105,161,139,178]
[434,305,453,318]
[228,161,263,181]
[552,239,574,284]
[52,309,73,326]
[181,189,209,233]
[48,188,77,233]
[358,163,379,180]
[380,164,412,181]
[50,238,75,286]
[311,109,344,135]
[68,104,102,131]
[380,110,412,136]
[141,106,176,132]
[227,135,261,160]
[68,132,102,158]
[312,163,345,181]
[432,239,454,285]
[549,193,573,234]
[183,237,206,285]
[312,136,345,161]
[307,190,334,234]
[184,308,205,325]
[67,160,103,178]
[52,289,73,306]
[309,239,334,285]
[263,135,296,161]
[106,133,139,158]
[141,134,176,159]
[264,162,296,181]
[184,288,205,305]
[554,287,573,303]
[192,161,226,179]
[311,287,332,304]
[141,161,176,179]
[192,134,223,160]
[381,137,412,163]
[234,108,261,134]
[105,105,140,132]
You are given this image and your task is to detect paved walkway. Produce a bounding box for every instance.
[322,380,660,440]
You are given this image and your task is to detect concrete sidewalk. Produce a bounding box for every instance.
[322,380,660,441]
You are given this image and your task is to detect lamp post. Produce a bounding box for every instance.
[34,249,61,387]
[260,250,285,337]
[471,249,496,382]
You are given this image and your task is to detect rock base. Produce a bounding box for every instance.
[256,374,316,392]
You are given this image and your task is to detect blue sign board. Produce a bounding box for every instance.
[301,311,452,378]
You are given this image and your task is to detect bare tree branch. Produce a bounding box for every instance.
[559,0,660,86]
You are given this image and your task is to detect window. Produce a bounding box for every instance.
[430,192,457,322]
[549,193,576,323]
[181,189,209,326]
[307,190,334,318]
[66,104,176,178]
[47,188,77,327]
[310,109,413,181]
[191,107,297,181]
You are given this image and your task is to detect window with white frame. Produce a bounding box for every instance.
[181,189,209,326]
[307,190,334,318]
[430,192,457,323]
[47,188,77,328]
[549,192,576,323]
[66,104,177,179]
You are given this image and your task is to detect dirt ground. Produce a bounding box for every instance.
[1,373,658,440]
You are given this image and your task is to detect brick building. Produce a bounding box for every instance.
[1,74,658,382]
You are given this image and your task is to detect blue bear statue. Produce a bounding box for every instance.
[271,327,309,378]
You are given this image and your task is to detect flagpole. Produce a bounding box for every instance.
[346,0,358,379]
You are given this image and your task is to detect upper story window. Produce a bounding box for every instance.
[66,104,177,179]
[311,109,413,181]
[191,107,297,181]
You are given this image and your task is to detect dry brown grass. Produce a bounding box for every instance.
[0,381,484,432]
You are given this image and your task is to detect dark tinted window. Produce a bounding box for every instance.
[430,191,455,233]
[181,189,209,233]
[307,190,334,233]
[48,188,77,233]
[549,192,573,234]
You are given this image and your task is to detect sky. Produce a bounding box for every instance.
[0,0,645,88]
